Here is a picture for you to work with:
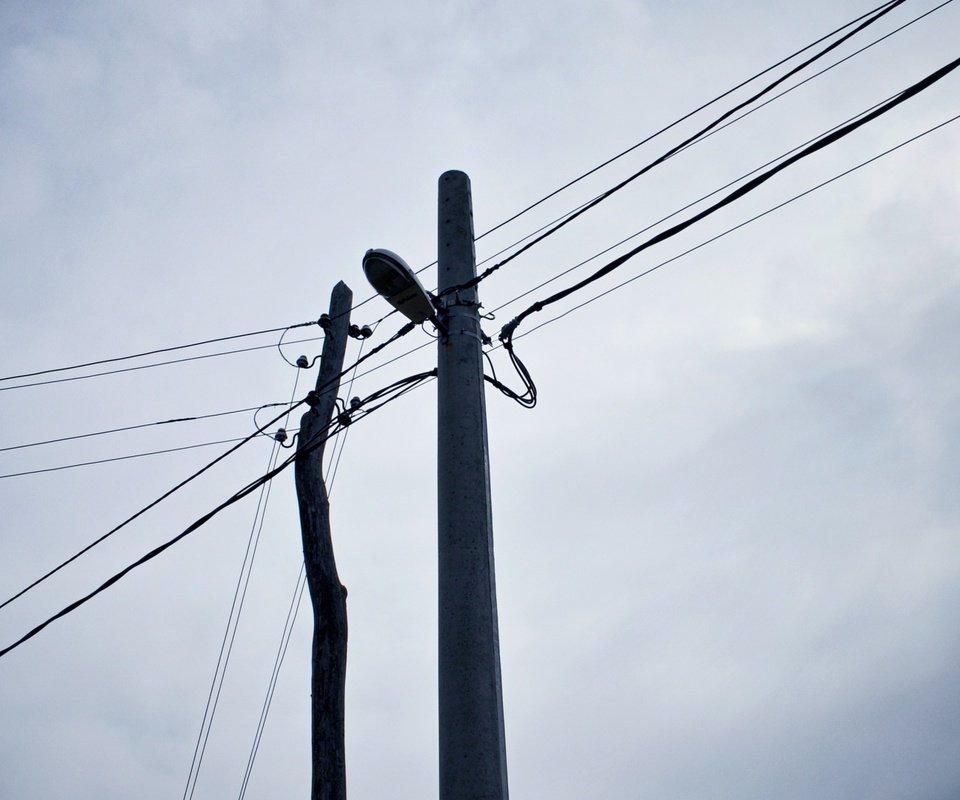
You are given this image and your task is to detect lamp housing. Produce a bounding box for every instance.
[362,248,435,324]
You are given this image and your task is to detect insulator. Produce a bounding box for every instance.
[348,323,361,338]
[359,325,373,338]
[274,428,288,443]
[318,314,332,329]
[337,411,353,427]
[305,390,320,407]
[350,397,362,410]
[296,355,309,368]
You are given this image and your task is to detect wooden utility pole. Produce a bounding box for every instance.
[295,280,352,800]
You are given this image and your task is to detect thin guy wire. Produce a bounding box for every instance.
[183,370,301,800]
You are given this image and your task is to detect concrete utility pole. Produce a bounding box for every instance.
[294,280,352,800]
[436,170,510,800]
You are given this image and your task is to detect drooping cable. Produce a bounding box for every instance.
[448,0,909,298]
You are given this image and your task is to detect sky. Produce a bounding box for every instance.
[1,1,959,798]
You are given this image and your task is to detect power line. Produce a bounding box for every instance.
[0,437,255,480]
[0,319,418,613]
[0,369,436,660]
[449,0,908,298]
[502,112,960,348]
[489,84,898,318]
[498,56,960,347]
[472,0,953,285]
[0,404,288,454]
[0,321,319,384]
[469,0,908,246]
[0,335,326,393]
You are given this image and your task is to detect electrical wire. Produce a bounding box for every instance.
[0,321,320,384]
[489,83,899,318]
[0,368,436,660]
[471,0,954,284]
[468,0,912,246]
[0,404,288,454]
[499,112,960,348]
[0,335,325,393]
[446,0,909,298]
[498,56,960,345]
[236,564,308,800]
[0,320,419,613]
[182,372,302,800]
[0,437,253,480]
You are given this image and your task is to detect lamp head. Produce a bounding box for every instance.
[362,248,435,324]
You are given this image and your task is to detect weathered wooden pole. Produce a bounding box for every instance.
[294,280,352,800]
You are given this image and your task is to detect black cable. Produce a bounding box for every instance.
[502,112,960,346]
[474,0,953,285]
[0,321,319,384]
[490,82,900,318]
[0,369,436,659]
[0,335,325,393]
[0,404,288,454]
[500,56,960,344]
[0,320,418,612]
[450,0,908,297]
[470,0,908,245]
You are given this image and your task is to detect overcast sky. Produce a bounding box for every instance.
[1,1,959,798]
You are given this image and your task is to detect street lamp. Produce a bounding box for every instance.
[362,248,438,325]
